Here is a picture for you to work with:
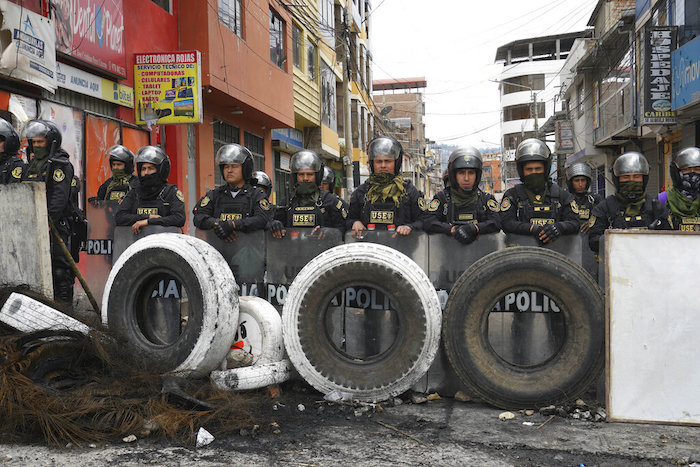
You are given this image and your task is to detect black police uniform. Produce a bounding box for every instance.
[347,180,425,231]
[277,190,347,231]
[0,154,25,184]
[23,148,76,303]
[423,187,501,235]
[115,184,186,228]
[95,175,139,202]
[588,194,670,252]
[500,183,579,236]
[570,192,603,225]
[192,183,271,231]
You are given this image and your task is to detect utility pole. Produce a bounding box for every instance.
[342,7,354,191]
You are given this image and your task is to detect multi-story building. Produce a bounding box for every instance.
[372,77,428,193]
[495,31,591,187]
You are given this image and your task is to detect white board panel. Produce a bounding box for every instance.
[606,230,700,425]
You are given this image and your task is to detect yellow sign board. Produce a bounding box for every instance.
[134,51,202,125]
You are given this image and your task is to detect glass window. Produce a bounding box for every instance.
[275,151,292,207]
[152,0,171,13]
[244,131,265,171]
[270,9,285,69]
[213,119,241,186]
[577,82,585,118]
[293,23,302,69]
[502,74,545,94]
[502,103,545,122]
[321,61,337,131]
[307,38,317,81]
[503,131,535,151]
[219,0,242,37]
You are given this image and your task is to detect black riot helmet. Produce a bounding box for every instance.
[250,170,272,197]
[670,147,700,188]
[216,143,254,180]
[611,151,649,191]
[321,166,336,192]
[448,147,483,191]
[515,138,551,180]
[0,118,20,156]
[368,136,403,175]
[136,145,171,182]
[565,162,593,192]
[442,168,449,188]
[23,119,62,153]
[290,149,324,185]
[106,145,135,174]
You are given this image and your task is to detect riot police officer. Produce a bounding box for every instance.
[0,118,25,184]
[22,120,76,306]
[250,170,273,198]
[588,151,670,252]
[192,144,271,240]
[566,162,602,233]
[500,138,579,243]
[424,147,501,243]
[320,164,349,219]
[115,146,186,233]
[89,145,138,204]
[348,136,425,237]
[268,149,346,237]
[666,147,700,231]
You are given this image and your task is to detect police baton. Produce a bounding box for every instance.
[48,217,101,316]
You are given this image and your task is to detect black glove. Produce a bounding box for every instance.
[453,223,478,244]
[542,222,562,242]
[530,224,544,239]
[214,220,235,239]
[648,219,663,230]
[268,219,284,234]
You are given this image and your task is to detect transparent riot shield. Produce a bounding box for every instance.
[84,201,119,304]
[265,227,343,285]
[112,225,183,342]
[344,230,429,273]
[504,233,583,265]
[487,290,566,366]
[194,229,266,285]
[428,233,504,291]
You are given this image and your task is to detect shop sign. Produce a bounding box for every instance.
[53,0,126,77]
[672,35,700,110]
[0,0,56,91]
[56,62,133,107]
[555,120,574,153]
[643,26,677,125]
[134,51,203,125]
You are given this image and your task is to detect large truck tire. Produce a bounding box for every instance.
[211,359,292,391]
[283,243,441,402]
[443,246,604,409]
[231,296,284,365]
[102,233,238,376]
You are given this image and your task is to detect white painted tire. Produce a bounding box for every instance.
[211,359,292,391]
[230,296,284,365]
[283,243,441,402]
[102,233,238,376]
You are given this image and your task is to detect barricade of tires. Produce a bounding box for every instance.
[100,229,604,409]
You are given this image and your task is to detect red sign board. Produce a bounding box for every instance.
[54,0,126,77]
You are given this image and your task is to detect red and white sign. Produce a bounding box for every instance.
[54,0,126,77]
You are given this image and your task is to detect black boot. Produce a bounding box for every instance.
[53,267,75,309]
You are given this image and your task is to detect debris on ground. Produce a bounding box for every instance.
[454,391,471,402]
[195,427,215,448]
[122,434,137,443]
[410,393,428,404]
[498,411,516,421]
[426,393,441,401]
[535,401,606,422]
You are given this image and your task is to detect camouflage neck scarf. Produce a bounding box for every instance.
[27,146,50,176]
[367,173,406,204]
[616,181,645,216]
[104,171,132,199]
[451,187,478,207]
[667,186,700,218]
[293,181,319,206]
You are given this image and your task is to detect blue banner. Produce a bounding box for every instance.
[672,36,700,110]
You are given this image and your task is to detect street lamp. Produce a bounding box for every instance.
[490,79,539,133]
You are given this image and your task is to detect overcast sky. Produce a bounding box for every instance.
[371,0,599,150]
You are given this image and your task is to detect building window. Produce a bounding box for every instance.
[152,0,171,13]
[292,23,302,69]
[577,82,585,118]
[321,61,337,131]
[502,103,545,122]
[503,131,535,151]
[274,151,291,207]
[244,131,265,171]
[218,0,242,36]
[270,9,285,69]
[319,0,333,34]
[213,119,241,186]
[307,38,317,81]
[502,74,545,95]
